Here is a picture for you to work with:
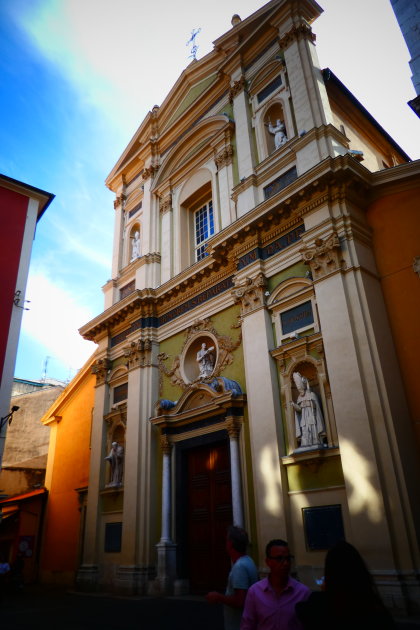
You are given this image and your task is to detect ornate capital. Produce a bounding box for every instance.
[92,358,112,386]
[299,233,345,280]
[231,273,267,316]
[215,145,234,170]
[229,76,247,103]
[123,338,153,370]
[142,164,160,181]
[226,417,242,439]
[159,194,172,214]
[113,193,126,210]
[160,434,172,455]
[279,22,316,49]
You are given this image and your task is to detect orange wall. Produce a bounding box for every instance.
[40,369,95,584]
[367,187,420,448]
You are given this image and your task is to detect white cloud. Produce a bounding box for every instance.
[21,271,96,372]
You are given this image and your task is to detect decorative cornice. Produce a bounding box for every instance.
[229,76,247,103]
[231,273,267,316]
[279,23,316,50]
[215,144,234,170]
[300,232,346,280]
[82,154,398,343]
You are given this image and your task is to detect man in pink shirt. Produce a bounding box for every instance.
[241,539,310,630]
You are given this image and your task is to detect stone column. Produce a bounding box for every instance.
[300,232,420,608]
[115,338,159,595]
[111,192,125,279]
[76,357,111,591]
[159,194,173,284]
[215,145,236,228]
[226,417,244,528]
[278,20,346,172]
[160,435,173,543]
[231,273,288,564]
[150,434,177,595]
[230,74,258,217]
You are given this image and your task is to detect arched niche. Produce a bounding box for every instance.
[264,102,288,155]
[180,332,218,383]
[128,223,141,264]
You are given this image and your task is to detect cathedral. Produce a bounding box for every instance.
[76,0,420,611]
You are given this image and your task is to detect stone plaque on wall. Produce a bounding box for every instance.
[303,505,345,551]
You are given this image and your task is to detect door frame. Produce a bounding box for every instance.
[175,430,230,586]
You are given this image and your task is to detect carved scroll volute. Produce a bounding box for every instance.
[300,233,345,281]
[231,273,267,316]
[92,358,112,386]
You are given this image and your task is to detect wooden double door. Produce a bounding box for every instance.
[180,439,232,593]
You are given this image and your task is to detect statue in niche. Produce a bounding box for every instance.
[130,231,141,261]
[196,342,215,378]
[267,119,288,150]
[105,441,124,487]
[290,372,326,449]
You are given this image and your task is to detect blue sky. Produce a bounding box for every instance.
[1,0,418,383]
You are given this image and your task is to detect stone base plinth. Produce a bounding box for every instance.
[115,565,155,595]
[75,565,99,592]
[148,541,177,595]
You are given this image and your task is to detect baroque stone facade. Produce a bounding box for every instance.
[76,0,420,614]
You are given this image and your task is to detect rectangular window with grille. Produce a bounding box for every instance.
[194,200,214,261]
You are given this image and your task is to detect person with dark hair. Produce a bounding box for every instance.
[296,540,395,630]
[206,525,259,630]
[241,539,310,630]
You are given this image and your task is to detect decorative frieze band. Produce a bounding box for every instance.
[215,145,234,170]
[299,233,345,280]
[231,273,267,316]
[229,76,247,103]
[278,22,316,50]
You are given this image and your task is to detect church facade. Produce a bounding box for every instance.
[77,0,420,611]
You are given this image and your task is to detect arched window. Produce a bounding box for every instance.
[179,173,215,268]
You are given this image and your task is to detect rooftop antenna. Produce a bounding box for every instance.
[186,28,201,60]
[41,356,51,382]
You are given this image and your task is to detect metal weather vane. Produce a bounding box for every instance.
[186,28,201,60]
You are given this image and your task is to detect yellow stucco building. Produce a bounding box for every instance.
[77,0,420,612]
